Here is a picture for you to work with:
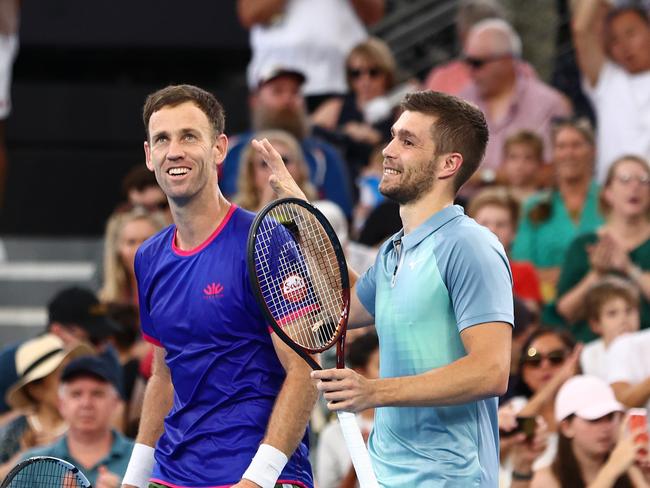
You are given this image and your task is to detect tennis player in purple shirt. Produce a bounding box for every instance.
[121,85,316,488]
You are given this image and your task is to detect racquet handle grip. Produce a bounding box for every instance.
[336,410,380,488]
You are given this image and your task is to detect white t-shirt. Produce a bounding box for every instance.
[247,0,367,96]
[580,339,607,381]
[0,33,18,119]
[606,329,650,411]
[315,415,373,488]
[583,61,650,182]
[499,396,558,488]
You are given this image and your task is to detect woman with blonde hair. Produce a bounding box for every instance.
[234,129,317,212]
[311,37,400,174]
[99,205,166,305]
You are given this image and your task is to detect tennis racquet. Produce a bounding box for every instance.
[247,197,379,488]
[1,456,91,488]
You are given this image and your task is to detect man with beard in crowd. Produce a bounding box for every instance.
[218,66,354,217]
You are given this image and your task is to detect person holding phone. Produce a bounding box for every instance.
[532,375,650,487]
[499,328,582,484]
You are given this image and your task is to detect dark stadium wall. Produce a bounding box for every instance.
[1,0,250,236]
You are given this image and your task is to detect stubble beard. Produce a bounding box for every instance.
[379,157,438,205]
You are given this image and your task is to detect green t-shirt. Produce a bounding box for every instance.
[555,232,650,342]
[512,183,604,268]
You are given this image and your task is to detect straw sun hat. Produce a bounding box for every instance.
[6,334,94,410]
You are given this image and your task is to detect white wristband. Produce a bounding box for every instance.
[242,444,288,488]
[122,443,156,487]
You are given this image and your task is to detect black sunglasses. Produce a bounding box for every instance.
[348,67,383,79]
[523,348,567,367]
[463,54,512,69]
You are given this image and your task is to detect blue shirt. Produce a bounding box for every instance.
[21,431,133,486]
[220,131,354,218]
[356,205,513,487]
[135,205,312,488]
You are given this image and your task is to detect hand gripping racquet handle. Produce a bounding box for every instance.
[336,411,380,488]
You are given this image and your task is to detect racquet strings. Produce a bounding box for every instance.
[253,202,345,352]
[3,458,86,487]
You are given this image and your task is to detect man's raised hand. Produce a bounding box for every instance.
[251,138,308,201]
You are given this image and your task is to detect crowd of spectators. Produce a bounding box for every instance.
[1,0,650,486]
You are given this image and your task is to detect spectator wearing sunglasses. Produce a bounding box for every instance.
[556,155,650,342]
[233,129,317,213]
[572,1,650,183]
[459,18,571,182]
[424,0,537,96]
[500,328,581,483]
[311,37,398,177]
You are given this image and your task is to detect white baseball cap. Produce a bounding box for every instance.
[555,375,624,422]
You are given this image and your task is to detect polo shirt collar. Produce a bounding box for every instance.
[49,435,70,458]
[382,205,464,255]
[62,430,128,463]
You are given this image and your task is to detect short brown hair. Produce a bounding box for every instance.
[585,276,640,322]
[467,186,519,223]
[400,91,489,192]
[142,84,225,139]
[503,130,544,163]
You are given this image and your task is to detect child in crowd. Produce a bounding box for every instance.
[581,277,640,380]
[468,187,542,314]
[501,130,546,205]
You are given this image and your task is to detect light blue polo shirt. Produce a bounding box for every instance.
[356,205,513,487]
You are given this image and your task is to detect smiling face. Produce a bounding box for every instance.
[144,101,227,206]
[552,126,595,182]
[379,111,440,204]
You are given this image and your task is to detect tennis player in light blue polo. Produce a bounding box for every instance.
[257,90,514,488]
[356,204,512,486]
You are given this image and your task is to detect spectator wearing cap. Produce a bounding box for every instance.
[0,335,92,473]
[18,355,134,488]
[0,287,122,417]
[459,19,571,179]
[218,66,355,218]
[532,375,649,487]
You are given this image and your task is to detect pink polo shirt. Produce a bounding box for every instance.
[460,73,571,170]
